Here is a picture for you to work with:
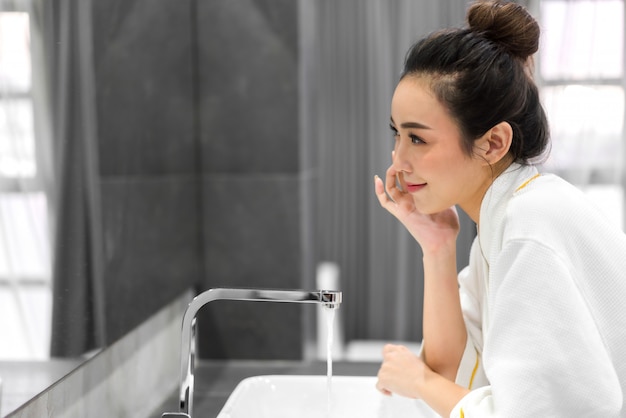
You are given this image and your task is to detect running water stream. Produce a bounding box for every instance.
[326,307,335,417]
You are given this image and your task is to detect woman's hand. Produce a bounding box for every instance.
[376,344,427,399]
[376,344,470,417]
[374,162,460,255]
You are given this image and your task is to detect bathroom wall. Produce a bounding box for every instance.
[91,0,307,358]
[93,0,201,344]
[195,0,306,359]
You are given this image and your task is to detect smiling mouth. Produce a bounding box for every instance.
[405,183,426,193]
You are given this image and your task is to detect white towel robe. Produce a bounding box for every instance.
[448,163,626,418]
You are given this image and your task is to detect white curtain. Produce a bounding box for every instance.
[535,0,625,230]
[0,0,54,359]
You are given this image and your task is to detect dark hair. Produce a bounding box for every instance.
[401,0,549,164]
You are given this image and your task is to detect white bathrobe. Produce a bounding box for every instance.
[449,163,626,417]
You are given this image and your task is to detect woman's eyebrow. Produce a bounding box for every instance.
[401,121,432,130]
[390,117,431,130]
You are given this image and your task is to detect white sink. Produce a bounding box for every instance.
[216,375,439,418]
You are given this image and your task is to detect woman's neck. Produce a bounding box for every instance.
[462,158,514,225]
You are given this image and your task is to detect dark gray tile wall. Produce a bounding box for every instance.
[92,0,200,342]
[93,0,196,176]
[196,0,304,359]
[92,0,306,358]
[100,176,200,343]
[201,176,300,284]
[198,176,302,359]
[197,0,299,174]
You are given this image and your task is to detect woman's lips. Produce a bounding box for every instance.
[405,183,426,193]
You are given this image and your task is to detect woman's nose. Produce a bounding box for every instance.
[391,141,412,173]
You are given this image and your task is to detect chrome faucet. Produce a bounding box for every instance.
[162,287,342,418]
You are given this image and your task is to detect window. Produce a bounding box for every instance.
[535,0,625,230]
[0,3,52,360]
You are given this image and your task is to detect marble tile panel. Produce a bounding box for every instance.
[100,176,201,343]
[197,174,305,359]
[201,174,301,285]
[197,301,303,360]
[197,0,299,174]
[93,0,196,176]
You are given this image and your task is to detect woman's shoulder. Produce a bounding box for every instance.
[512,173,583,207]
[504,173,617,241]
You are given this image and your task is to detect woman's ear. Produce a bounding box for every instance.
[474,121,513,164]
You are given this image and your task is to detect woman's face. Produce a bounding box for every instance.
[389,76,491,220]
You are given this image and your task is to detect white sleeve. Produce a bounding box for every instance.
[457,239,485,355]
[450,239,622,418]
[455,240,489,390]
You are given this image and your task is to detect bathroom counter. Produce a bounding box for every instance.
[0,358,84,417]
[149,359,381,417]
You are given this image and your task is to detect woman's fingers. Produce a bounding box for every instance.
[376,381,393,396]
[377,344,425,400]
[374,174,387,197]
[376,345,402,396]
[384,166,404,203]
[374,175,397,212]
[374,170,416,218]
[382,343,403,354]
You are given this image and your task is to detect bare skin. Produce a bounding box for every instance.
[374,75,512,416]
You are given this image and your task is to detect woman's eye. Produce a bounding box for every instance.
[409,134,425,144]
[389,123,425,144]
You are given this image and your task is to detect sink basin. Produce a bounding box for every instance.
[216,375,439,418]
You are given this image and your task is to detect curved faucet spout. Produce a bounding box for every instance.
[162,287,342,418]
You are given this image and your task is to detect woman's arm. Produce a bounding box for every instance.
[374,169,467,380]
[376,344,470,417]
[421,245,467,380]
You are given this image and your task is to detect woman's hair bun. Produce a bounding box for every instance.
[467,0,540,60]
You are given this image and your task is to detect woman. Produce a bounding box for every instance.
[373,1,626,417]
